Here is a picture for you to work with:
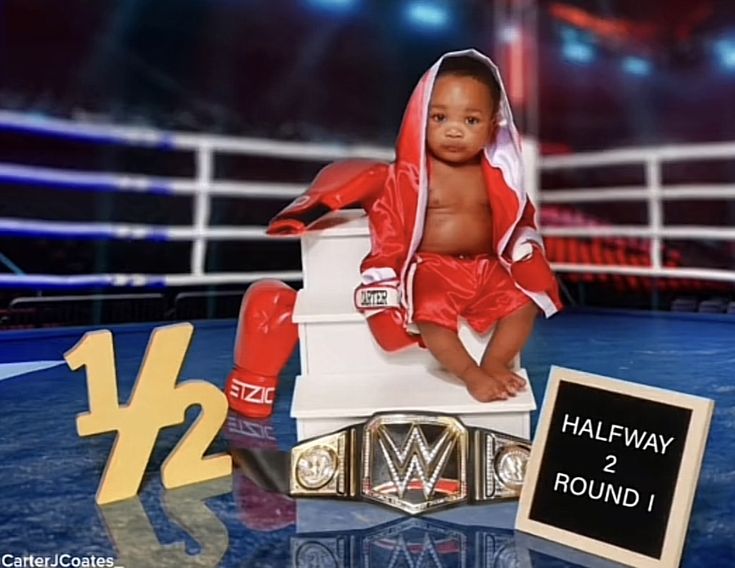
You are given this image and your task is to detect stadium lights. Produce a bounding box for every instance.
[499,25,521,44]
[560,26,595,64]
[405,1,449,29]
[714,39,735,70]
[562,42,594,63]
[306,0,356,11]
[622,56,651,76]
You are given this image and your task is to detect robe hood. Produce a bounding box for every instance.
[397,49,524,193]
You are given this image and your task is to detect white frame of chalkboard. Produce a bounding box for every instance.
[516,366,714,568]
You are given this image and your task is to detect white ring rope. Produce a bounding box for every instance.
[0,218,288,241]
[0,110,394,160]
[551,265,735,284]
[541,185,735,203]
[541,141,735,169]
[0,162,308,197]
[0,110,733,286]
[542,226,735,241]
[0,272,303,287]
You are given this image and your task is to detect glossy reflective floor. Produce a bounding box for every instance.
[0,310,733,567]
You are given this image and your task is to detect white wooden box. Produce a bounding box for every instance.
[291,368,534,441]
[299,210,367,295]
[290,210,535,441]
[293,291,493,377]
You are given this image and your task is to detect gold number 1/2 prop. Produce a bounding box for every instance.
[64,322,232,505]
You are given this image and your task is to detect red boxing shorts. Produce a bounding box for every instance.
[410,252,532,334]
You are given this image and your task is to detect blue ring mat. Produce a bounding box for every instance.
[0,309,732,567]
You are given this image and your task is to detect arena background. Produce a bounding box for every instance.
[0,1,733,567]
[0,0,733,324]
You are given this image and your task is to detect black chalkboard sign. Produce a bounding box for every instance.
[516,367,713,568]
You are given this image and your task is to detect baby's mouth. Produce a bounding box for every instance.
[442,144,466,152]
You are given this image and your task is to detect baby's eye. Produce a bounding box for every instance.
[466,117,481,125]
[431,113,446,122]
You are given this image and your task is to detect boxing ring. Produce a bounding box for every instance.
[0,112,733,567]
[1,110,733,291]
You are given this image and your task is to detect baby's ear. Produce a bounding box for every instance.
[487,116,500,143]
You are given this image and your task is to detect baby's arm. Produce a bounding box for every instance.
[417,322,524,402]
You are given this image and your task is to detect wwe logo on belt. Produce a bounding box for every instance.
[363,414,468,514]
[377,425,457,499]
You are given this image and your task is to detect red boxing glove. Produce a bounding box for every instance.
[510,242,555,293]
[354,280,418,352]
[225,280,298,419]
[267,160,389,236]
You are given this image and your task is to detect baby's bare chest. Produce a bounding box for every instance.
[427,177,490,210]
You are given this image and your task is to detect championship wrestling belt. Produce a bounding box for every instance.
[283,412,531,516]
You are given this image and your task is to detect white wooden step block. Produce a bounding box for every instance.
[292,289,495,377]
[299,210,369,294]
[291,368,535,441]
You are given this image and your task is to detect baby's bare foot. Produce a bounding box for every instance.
[482,359,527,395]
[460,366,510,402]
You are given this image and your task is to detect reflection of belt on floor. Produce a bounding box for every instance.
[292,516,520,568]
[233,412,532,516]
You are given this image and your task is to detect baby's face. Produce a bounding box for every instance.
[426,74,497,165]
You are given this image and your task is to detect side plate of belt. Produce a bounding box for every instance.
[289,411,531,515]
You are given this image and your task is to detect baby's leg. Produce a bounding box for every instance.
[481,302,539,391]
[416,322,512,402]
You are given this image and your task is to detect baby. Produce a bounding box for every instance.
[356,51,562,402]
